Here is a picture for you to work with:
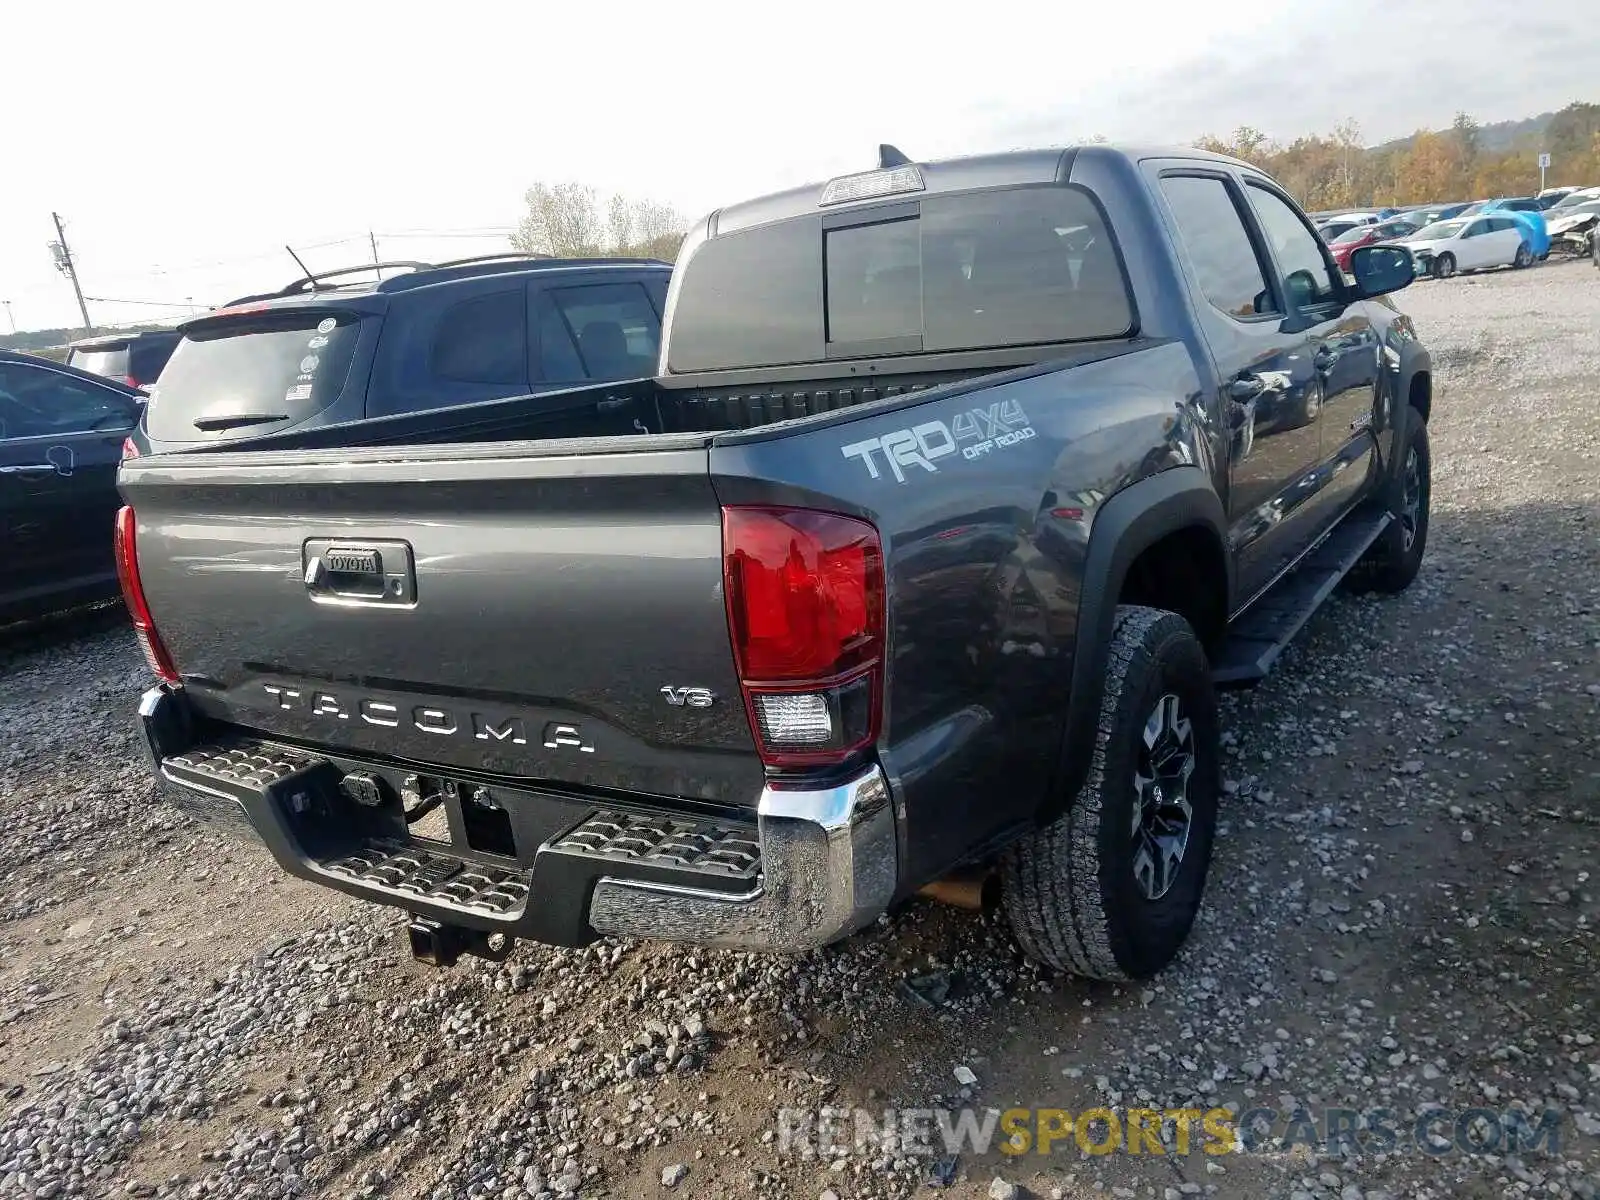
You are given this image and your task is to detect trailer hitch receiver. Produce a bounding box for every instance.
[406,919,514,968]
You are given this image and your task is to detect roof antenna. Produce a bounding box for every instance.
[878,144,912,168]
[284,244,318,288]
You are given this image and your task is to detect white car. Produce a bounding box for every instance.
[1399,214,1534,279]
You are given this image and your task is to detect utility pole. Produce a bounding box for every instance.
[50,212,93,332]
[369,230,383,281]
[2,300,14,334]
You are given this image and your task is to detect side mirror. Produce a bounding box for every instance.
[1348,244,1415,298]
[1284,268,1320,308]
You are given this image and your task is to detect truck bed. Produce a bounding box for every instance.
[168,345,1146,457]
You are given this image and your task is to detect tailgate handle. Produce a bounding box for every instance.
[302,539,417,607]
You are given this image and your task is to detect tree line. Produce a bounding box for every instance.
[510,183,688,262]
[1195,102,1600,210]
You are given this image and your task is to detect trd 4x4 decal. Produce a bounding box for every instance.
[840,399,1036,483]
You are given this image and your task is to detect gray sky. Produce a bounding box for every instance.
[4,0,1596,332]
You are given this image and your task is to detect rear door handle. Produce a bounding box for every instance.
[0,463,56,476]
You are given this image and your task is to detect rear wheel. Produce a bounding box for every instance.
[1432,253,1456,280]
[1001,606,1220,981]
[1513,242,1532,269]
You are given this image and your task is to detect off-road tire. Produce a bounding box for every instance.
[1432,253,1456,280]
[1353,413,1430,593]
[1001,606,1220,981]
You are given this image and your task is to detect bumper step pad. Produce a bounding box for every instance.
[551,812,761,884]
[323,844,531,917]
[164,740,322,792]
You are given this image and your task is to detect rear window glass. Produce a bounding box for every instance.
[144,312,361,443]
[826,219,921,344]
[668,185,1133,372]
[67,345,129,379]
[128,338,178,385]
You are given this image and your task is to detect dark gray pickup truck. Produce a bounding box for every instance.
[119,144,1432,981]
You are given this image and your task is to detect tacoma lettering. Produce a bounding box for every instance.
[262,686,532,743]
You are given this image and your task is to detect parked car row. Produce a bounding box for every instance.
[1308,187,1600,280]
[3,252,674,623]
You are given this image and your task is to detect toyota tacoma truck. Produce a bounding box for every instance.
[119,144,1432,981]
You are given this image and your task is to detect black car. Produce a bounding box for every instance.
[66,329,182,390]
[0,350,144,622]
[131,254,672,455]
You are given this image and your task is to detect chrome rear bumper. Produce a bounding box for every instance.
[586,767,896,951]
[139,684,898,953]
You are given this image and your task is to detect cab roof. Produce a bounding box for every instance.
[705,143,1253,237]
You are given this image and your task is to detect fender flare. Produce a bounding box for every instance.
[1384,339,1431,487]
[1398,339,1431,416]
[1043,465,1229,824]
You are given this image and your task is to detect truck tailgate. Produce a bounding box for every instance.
[118,444,764,805]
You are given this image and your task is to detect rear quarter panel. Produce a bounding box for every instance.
[709,340,1208,888]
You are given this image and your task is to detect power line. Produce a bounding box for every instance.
[376,227,516,238]
[84,295,205,309]
[128,236,367,278]
[85,229,511,285]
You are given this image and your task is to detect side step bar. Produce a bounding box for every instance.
[1211,508,1391,687]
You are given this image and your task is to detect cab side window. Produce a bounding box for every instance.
[1159,175,1279,321]
[1244,183,1343,307]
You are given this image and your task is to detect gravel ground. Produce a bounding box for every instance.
[2,260,1597,1200]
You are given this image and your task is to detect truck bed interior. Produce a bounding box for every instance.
[652,371,970,434]
[190,367,994,454]
[180,340,1155,457]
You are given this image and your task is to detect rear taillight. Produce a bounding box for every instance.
[722,506,884,767]
[123,375,140,389]
[121,437,139,460]
[114,506,181,684]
